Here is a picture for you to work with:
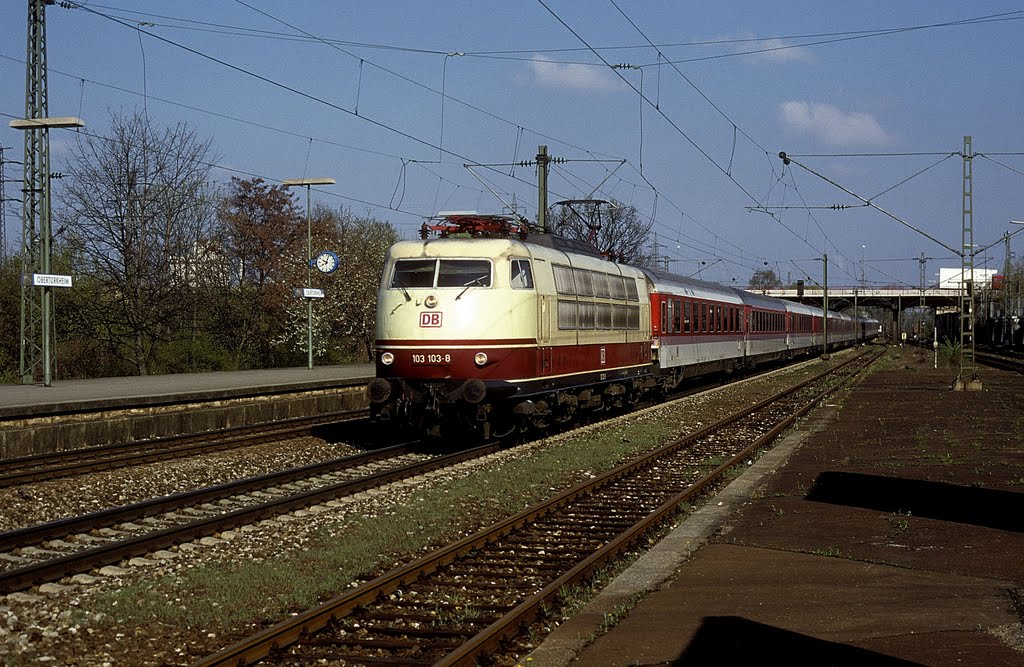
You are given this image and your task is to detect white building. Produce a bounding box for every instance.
[937,267,998,290]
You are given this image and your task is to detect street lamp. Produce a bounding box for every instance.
[282,177,335,370]
[9,116,85,387]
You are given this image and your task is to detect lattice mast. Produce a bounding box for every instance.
[954,135,981,390]
[19,0,53,384]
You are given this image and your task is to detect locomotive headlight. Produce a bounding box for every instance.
[381,352,395,365]
[474,352,488,366]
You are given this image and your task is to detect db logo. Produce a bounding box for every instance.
[419,312,443,328]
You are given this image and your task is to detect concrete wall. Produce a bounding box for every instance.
[0,386,369,460]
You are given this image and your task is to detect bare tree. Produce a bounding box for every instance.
[750,268,783,293]
[214,177,306,368]
[57,109,216,374]
[549,200,652,264]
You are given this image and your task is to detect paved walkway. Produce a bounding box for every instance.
[0,364,374,417]
[528,347,1024,666]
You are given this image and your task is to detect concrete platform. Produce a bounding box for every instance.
[0,364,374,417]
[529,347,1024,666]
[0,364,374,458]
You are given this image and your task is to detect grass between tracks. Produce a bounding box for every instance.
[92,412,683,632]
[89,356,840,639]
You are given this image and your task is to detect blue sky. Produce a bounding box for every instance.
[2,1,1022,288]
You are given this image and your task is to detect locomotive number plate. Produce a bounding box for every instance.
[412,353,451,365]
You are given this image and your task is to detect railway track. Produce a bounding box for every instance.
[975,350,1024,374]
[0,354,840,594]
[0,441,513,594]
[0,407,370,488]
[196,348,882,666]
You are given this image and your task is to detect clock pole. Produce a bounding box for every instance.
[282,177,335,370]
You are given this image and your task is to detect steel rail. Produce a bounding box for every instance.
[0,441,505,594]
[0,443,408,552]
[974,350,1024,374]
[440,348,882,666]
[194,349,880,666]
[0,407,371,488]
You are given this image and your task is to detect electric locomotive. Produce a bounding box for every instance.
[366,213,659,438]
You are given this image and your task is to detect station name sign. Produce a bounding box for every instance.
[32,273,73,288]
[294,287,325,299]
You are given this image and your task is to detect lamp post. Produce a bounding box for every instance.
[10,116,84,387]
[282,177,335,370]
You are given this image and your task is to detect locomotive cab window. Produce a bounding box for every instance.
[390,259,436,288]
[437,259,491,288]
[510,258,534,289]
[390,258,492,289]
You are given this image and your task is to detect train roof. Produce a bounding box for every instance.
[639,267,746,303]
[387,233,619,266]
[739,291,789,311]
[523,233,607,259]
[782,300,823,316]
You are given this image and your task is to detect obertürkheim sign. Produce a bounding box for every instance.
[32,273,73,288]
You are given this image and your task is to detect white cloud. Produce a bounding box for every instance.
[748,38,812,64]
[779,101,891,147]
[527,55,623,92]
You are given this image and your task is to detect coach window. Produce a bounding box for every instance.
[683,301,692,333]
[610,275,626,299]
[557,300,577,329]
[510,259,534,289]
[553,264,575,294]
[625,278,639,301]
[660,300,668,334]
[673,299,682,333]
[612,304,627,329]
[715,305,722,332]
[593,272,611,298]
[579,301,596,329]
[627,304,640,329]
[574,268,594,296]
[391,259,436,288]
[698,303,706,332]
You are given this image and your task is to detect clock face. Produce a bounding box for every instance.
[315,251,339,274]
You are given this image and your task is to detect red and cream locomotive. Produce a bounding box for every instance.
[366,213,876,438]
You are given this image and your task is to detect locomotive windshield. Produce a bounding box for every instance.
[390,259,436,288]
[390,259,492,289]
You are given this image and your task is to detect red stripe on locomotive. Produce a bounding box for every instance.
[377,341,650,380]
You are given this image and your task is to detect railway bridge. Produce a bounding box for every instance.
[756,286,962,310]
